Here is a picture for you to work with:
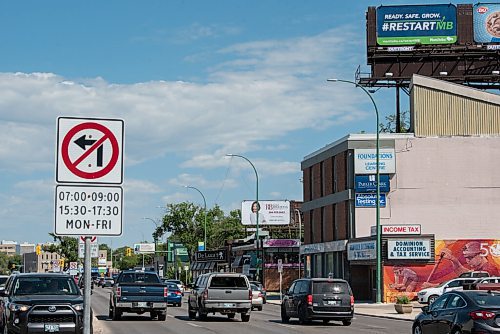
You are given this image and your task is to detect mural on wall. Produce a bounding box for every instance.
[384,239,500,302]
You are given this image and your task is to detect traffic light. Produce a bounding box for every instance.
[59,259,65,268]
[36,244,41,255]
[126,247,132,256]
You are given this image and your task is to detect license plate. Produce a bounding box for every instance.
[223,303,235,308]
[44,324,60,333]
[326,300,340,306]
[137,302,148,307]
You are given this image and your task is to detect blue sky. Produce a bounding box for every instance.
[0,0,450,248]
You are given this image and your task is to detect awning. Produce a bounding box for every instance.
[204,261,216,270]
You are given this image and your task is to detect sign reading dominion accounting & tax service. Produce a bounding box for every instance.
[376,4,457,46]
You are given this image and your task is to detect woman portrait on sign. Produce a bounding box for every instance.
[249,201,267,225]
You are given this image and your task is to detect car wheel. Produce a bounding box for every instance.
[298,304,309,325]
[413,323,423,334]
[227,313,236,319]
[342,320,352,326]
[150,311,157,320]
[257,306,262,311]
[281,305,290,323]
[198,310,208,321]
[112,307,122,321]
[241,313,250,322]
[451,328,462,334]
[158,313,166,321]
[188,304,197,319]
[428,295,439,305]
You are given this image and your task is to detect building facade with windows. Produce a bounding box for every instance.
[301,75,500,302]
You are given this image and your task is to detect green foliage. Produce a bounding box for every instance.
[47,234,79,262]
[156,203,245,259]
[0,253,22,274]
[379,110,410,133]
[396,295,411,304]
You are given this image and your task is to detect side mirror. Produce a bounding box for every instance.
[422,306,429,314]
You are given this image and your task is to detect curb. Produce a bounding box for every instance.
[354,312,415,322]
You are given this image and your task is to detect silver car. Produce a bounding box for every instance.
[250,283,263,311]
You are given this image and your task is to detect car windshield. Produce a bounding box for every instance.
[313,281,349,294]
[209,276,247,288]
[13,276,80,296]
[472,292,500,307]
[250,284,260,291]
[166,283,178,290]
[0,277,8,286]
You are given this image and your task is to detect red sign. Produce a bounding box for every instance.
[80,236,97,243]
[382,224,421,235]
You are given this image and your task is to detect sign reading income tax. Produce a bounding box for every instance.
[55,117,124,237]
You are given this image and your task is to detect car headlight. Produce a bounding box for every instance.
[10,303,30,312]
[73,304,84,311]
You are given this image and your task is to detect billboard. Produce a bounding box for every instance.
[474,4,500,43]
[241,200,290,226]
[134,243,155,254]
[376,4,457,46]
[383,239,500,302]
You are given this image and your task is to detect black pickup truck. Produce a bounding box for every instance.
[109,270,168,321]
[0,273,89,334]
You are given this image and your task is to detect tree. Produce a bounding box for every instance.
[156,203,245,260]
[46,234,79,262]
[379,110,410,133]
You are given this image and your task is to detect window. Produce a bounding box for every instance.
[447,280,461,288]
[209,276,247,289]
[293,281,302,294]
[313,281,349,294]
[445,295,466,308]
[299,281,309,294]
[288,282,296,295]
[430,295,449,311]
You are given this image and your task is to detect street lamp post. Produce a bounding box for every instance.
[294,209,302,278]
[327,78,382,303]
[185,186,208,251]
[142,217,160,271]
[226,154,263,284]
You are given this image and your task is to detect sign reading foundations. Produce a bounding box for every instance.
[384,239,500,302]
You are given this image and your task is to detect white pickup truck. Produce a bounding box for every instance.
[187,273,252,322]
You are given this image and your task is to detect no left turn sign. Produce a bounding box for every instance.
[57,117,124,184]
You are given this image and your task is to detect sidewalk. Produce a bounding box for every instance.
[265,294,421,322]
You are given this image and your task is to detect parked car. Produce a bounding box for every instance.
[281,278,354,325]
[417,278,477,304]
[188,272,252,322]
[0,273,89,334]
[412,290,500,334]
[164,282,183,307]
[163,279,185,295]
[0,275,9,290]
[99,277,114,288]
[249,280,266,303]
[459,271,490,278]
[78,276,94,294]
[250,283,264,311]
[109,270,168,321]
[474,276,500,284]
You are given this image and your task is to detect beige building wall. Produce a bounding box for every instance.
[355,136,500,240]
[24,252,62,273]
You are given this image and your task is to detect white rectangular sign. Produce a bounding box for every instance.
[78,236,99,258]
[241,200,290,226]
[382,224,421,235]
[55,185,123,236]
[134,243,155,254]
[387,239,432,260]
[354,149,396,174]
[347,240,376,261]
[56,117,124,184]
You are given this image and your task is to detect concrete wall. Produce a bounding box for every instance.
[355,136,500,240]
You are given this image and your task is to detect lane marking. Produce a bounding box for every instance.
[188,323,201,328]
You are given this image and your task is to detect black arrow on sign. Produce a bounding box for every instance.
[74,135,104,167]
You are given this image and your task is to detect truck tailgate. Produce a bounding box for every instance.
[119,284,166,302]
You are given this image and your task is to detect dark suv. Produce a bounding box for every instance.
[281,278,354,325]
[0,273,89,333]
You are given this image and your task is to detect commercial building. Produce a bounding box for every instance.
[300,75,500,302]
[24,251,62,273]
[16,243,35,255]
[0,240,18,256]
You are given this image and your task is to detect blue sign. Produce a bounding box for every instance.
[198,242,205,251]
[377,4,457,45]
[355,175,390,193]
[355,193,387,208]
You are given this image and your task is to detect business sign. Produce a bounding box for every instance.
[241,200,290,226]
[382,224,421,235]
[78,236,99,258]
[355,174,390,193]
[134,243,155,254]
[387,239,432,260]
[354,149,396,174]
[355,193,387,208]
[263,239,300,248]
[474,4,500,43]
[55,185,123,236]
[376,4,457,46]
[347,240,376,261]
[195,249,228,262]
[56,117,124,184]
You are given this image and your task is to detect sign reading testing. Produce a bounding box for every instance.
[57,117,124,184]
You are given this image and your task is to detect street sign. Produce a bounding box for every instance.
[195,249,228,262]
[78,236,99,258]
[56,117,124,184]
[277,259,283,273]
[55,185,123,236]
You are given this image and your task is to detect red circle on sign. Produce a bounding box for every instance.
[61,122,119,179]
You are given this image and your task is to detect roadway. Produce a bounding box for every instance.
[91,287,412,334]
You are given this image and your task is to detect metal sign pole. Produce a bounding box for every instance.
[83,236,91,334]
